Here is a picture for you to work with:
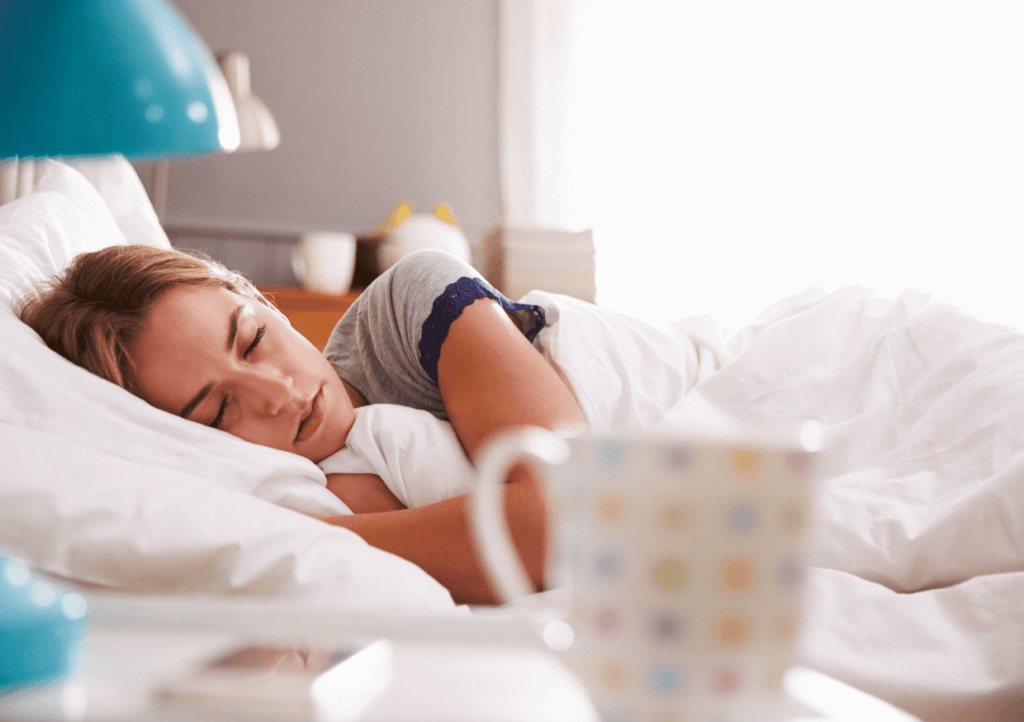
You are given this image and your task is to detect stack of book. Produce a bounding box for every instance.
[481,227,596,303]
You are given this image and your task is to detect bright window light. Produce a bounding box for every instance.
[567,1,1024,332]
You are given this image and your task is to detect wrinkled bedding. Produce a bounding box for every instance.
[533,284,1024,722]
[317,403,476,508]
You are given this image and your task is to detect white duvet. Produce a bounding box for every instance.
[528,285,1024,722]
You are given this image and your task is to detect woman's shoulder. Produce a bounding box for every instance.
[345,250,479,328]
[381,249,480,293]
[323,251,481,412]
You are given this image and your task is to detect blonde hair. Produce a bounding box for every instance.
[18,245,276,396]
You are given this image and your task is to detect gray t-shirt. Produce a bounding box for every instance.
[323,249,546,421]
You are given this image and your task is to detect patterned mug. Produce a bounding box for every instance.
[471,426,821,722]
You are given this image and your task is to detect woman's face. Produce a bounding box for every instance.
[131,284,356,463]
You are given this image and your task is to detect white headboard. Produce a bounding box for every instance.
[0,158,37,205]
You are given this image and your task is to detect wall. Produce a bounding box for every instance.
[157,0,500,280]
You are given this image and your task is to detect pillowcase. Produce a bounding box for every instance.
[0,160,458,613]
[0,159,127,307]
[0,155,170,308]
[67,156,172,250]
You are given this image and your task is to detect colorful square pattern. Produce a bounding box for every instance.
[557,438,817,722]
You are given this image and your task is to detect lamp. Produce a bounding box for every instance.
[148,50,280,222]
[0,0,240,159]
[218,51,280,152]
[147,50,280,222]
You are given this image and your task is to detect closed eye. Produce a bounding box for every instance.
[210,397,228,429]
[244,325,266,359]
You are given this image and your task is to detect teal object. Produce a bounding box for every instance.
[0,0,240,160]
[0,554,87,693]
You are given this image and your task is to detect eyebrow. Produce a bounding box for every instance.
[179,304,244,419]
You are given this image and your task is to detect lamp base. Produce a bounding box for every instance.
[0,555,86,693]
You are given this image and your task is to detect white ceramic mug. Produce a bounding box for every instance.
[471,427,821,722]
[291,231,357,296]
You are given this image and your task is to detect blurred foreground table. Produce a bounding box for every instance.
[0,594,919,722]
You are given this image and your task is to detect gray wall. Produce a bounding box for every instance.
[163,0,501,258]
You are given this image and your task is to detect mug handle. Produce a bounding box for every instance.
[470,427,571,604]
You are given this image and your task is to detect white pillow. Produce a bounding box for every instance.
[0,160,458,613]
[68,156,172,250]
[0,160,127,307]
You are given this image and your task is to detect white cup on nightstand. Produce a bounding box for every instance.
[291,231,357,296]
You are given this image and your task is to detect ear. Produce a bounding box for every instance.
[374,201,414,236]
[432,204,459,227]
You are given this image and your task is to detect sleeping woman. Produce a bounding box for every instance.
[18,245,587,605]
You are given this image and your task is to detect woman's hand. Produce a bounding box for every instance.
[322,297,584,605]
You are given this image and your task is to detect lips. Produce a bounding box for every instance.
[295,387,325,444]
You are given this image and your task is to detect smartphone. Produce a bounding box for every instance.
[155,640,392,719]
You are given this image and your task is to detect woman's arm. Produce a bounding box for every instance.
[321,495,490,604]
[436,297,585,458]
[323,297,585,604]
[325,473,407,514]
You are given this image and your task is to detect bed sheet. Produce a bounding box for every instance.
[535,283,1024,721]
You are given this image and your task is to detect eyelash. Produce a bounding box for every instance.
[245,325,266,359]
[210,398,228,429]
[211,324,267,429]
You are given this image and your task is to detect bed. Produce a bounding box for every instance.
[1,158,1022,721]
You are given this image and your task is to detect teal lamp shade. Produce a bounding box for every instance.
[0,0,240,159]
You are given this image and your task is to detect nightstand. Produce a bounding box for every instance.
[257,286,361,351]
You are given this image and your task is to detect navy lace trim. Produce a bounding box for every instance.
[419,277,546,382]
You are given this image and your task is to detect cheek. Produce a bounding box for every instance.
[277,323,321,364]
[232,418,294,454]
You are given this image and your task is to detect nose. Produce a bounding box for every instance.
[236,366,295,416]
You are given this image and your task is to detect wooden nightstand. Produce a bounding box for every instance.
[257,286,361,351]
